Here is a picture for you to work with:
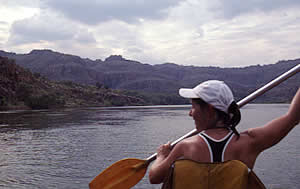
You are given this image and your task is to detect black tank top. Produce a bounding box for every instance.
[199,131,234,162]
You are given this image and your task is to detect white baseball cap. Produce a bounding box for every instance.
[179,80,234,114]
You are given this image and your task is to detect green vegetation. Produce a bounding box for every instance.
[0,96,7,107]
[96,82,109,89]
[0,56,146,110]
[16,82,33,101]
[25,94,65,109]
[122,90,188,105]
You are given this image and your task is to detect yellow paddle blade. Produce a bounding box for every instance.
[89,158,148,189]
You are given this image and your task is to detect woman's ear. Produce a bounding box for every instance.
[207,104,217,119]
[207,104,215,113]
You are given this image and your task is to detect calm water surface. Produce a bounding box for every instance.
[0,104,299,189]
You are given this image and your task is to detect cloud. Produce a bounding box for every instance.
[211,0,300,19]
[7,12,96,45]
[42,0,185,25]
[91,20,147,60]
[0,21,8,30]
[0,21,9,43]
[53,39,110,60]
[178,7,300,67]
[2,0,300,67]
[88,1,214,64]
[0,0,40,8]
[87,1,300,67]
[5,11,102,59]
[111,4,300,67]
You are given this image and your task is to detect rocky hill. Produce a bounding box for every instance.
[0,49,299,104]
[0,56,145,110]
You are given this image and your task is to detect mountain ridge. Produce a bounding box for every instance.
[0,49,299,104]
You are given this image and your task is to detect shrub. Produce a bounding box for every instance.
[33,72,41,78]
[16,83,33,101]
[0,96,8,106]
[96,82,103,89]
[25,94,65,109]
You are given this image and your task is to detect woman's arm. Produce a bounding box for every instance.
[149,141,185,184]
[248,88,300,153]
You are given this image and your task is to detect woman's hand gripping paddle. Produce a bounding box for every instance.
[89,64,300,189]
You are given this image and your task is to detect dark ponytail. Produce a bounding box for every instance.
[227,101,241,137]
[193,98,241,137]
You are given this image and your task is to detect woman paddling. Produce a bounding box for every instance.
[149,80,300,188]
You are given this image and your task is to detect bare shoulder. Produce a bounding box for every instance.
[238,128,267,149]
[223,131,260,168]
[240,129,256,139]
[179,135,211,161]
[181,135,205,147]
[230,131,255,149]
[175,135,200,151]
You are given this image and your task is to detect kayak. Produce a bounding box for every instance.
[162,159,266,189]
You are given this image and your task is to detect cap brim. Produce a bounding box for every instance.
[179,88,199,98]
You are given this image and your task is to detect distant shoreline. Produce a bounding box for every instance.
[0,102,290,112]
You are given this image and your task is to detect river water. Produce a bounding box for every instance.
[0,104,299,189]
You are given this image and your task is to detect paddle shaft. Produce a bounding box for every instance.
[146,64,300,163]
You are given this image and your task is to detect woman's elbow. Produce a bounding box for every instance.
[149,170,164,184]
[149,176,160,184]
[286,112,300,127]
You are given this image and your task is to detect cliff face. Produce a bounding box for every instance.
[0,56,145,110]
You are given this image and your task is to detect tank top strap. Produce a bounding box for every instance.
[198,130,234,162]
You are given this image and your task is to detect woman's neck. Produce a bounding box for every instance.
[204,121,230,132]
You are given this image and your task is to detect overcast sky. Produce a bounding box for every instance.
[0,0,300,67]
